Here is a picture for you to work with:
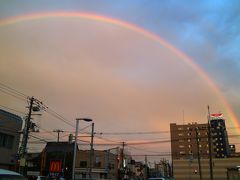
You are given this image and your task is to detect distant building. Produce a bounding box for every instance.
[227,166,240,180]
[229,144,236,155]
[170,116,236,180]
[40,142,119,180]
[170,122,209,159]
[210,118,230,158]
[26,152,41,178]
[173,157,240,180]
[40,142,74,179]
[170,119,231,160]
[75,149,118,180]
[0,109,22,170]
[148,159,172,178]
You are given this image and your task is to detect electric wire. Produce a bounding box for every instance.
[0,104,26,115]
[44,108,75,128]
[0,83,28,98]
[0,87,26,101]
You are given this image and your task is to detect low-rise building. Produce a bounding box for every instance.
[40,142,74,179]
[75,149,118,180]
[173,157,240,180]
[0,109,22,170]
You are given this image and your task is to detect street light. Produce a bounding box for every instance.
[72,118,92,180]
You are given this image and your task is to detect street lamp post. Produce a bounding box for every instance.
[72,118,92,180]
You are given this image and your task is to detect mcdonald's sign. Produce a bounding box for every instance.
[49,160,62,172]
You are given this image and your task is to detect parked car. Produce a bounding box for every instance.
[0,169,26,179]
[28,175,47,180]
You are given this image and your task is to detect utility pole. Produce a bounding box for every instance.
[19,97,34,175]
[195,128,202,180]
[53,129,64,142]
[208,105,213,180]
[121,142,125,168]
[144,155,148,180]
[120,142,125,180]
[19,96,46,175]
[89,123,94,179]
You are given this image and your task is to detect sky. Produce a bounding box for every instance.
[0,0,239,162]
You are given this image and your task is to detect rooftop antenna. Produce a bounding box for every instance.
[183,110,185,125]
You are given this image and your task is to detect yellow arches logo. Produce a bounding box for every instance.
[49,160,62,172]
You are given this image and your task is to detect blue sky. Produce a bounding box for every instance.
[0,0,239,156]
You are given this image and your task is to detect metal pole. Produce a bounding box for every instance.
[195,128,202,180]
[89,123,94,179]
[208,106,213,180]
[53,129,64,142]
[72,119,79,180]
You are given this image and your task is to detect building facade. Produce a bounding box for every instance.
[170,122,209,159]
[173,157,240,180]
[170,118,235,180]
[40,142,74,179]
[210,118,230,158]
[0,109,22,170]
[170,120,231,160]
[75,149,118,180]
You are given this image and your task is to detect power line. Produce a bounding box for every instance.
[0,83,28,98]
[0,87,26,101]
[44,107,75,128]
[127,145,165,154]
[95,131,169,135]
[0,104,26,115]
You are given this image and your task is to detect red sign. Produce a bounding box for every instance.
[211,113,223,117]
[49,160,62,172]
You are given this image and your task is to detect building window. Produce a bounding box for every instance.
[95,162,101,167]
[188,139,191,142]
[80,161,87,167]
[188,144,192,148]
[95,156,101,167]
[178,127,183,130]
[180,151,185,155]
[179,139,184,142]
[0,132,14,149]
[179,145,185,148]
[100,173,107,179]
[188,132,191,136]
[82,173,86,178]
[178,133,183,136]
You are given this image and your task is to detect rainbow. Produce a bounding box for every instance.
[0,12,238,130]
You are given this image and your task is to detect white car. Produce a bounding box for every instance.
[0,169,26,179]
